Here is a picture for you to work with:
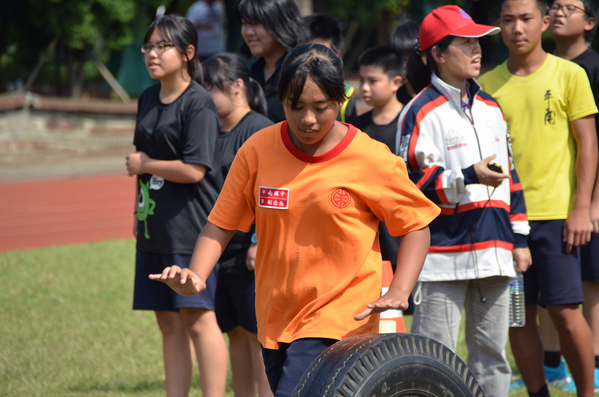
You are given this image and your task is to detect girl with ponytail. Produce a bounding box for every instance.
[126,15,227,397]
[202,52,269,122]
[202,51,273,397]
[396,7,531,396]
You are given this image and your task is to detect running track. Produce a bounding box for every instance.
[0,174,136,252]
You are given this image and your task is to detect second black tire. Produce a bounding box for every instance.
[292,333,484,397]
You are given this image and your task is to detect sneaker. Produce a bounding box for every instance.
[509,377,525,390]
[509,359,572,390]
[562,379,577,392]
[562,367,599,393]
[544,359,572,387]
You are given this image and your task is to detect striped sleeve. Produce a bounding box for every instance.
[507,136,530,246]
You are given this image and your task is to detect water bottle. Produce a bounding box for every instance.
[509,272,525,327]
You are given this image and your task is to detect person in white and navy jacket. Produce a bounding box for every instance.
[396,6,531,397]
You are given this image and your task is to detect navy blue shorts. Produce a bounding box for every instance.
[133,251,219,311]
[262,338,338,397]
[581,235,599,281]
[215,282,258,333]
[524,220,583,306]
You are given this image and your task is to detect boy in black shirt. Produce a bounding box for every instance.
[354,46,404,152]
[550,1,598,130]
[539,0,599,391]
[354,46,405,275]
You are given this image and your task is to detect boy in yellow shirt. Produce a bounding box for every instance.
[478,0,598,395]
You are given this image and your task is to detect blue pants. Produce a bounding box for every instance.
[262,338,337,397]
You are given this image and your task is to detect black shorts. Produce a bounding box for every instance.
[133,251,219,311]
[215,282,258,333]
[524,220,583,306]
[581,235,599,281]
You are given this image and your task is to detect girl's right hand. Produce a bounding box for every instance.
[149,265,206,296]
[126,151,150,176]
[473,155,510,187]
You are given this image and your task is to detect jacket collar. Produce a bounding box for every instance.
[431,73,482,109]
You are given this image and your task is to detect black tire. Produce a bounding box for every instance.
[292,333,484,397]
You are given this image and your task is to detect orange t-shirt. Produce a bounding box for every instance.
[208,122,439,348]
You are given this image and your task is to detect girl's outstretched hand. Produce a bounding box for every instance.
[354,290,408,321]
[149,265,206,297]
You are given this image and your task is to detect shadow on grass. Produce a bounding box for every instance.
[68,378,205,394]
[68,380,166,393]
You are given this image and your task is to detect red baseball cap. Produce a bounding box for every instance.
[419,5,500,51]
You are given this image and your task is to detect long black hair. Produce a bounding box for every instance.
[407,35,455,94]
[278,44,346,109]
[387,21,420,60]
[236,0,309,58]
[143,15,203,84]
[202,52,268,117]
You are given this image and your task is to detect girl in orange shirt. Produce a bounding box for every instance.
[151,43,439,397]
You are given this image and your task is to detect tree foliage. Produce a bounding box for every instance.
[44,0,136,51]
[7,0,573,97]
[0,0,169,96]
[322,0,409,28]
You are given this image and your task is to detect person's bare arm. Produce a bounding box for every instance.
[355,226,430,320]
[149,222,236,296]
[126,151,207,183]
[133,180,139,237]
[591,148,599,233]
[563,115,598,252]
[246,243,257,271]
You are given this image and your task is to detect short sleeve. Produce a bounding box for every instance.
[133,94,144,148]
[181,106,220,170]
[369,157,440,237]
[566,66,598,122]
[208,147,256,232]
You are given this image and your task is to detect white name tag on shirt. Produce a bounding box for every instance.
[259,186,289,209]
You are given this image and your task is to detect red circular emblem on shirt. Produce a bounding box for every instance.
[330,188,352,209]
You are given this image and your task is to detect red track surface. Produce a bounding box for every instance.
[0,174,136,252]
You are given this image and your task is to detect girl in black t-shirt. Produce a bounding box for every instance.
[125,15,227,397]
[202,52,273,397]
[236,0,309,123]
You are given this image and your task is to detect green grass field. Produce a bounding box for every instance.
[0,240,577,396]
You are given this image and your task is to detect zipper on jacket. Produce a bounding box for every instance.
[466,104,503,277]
